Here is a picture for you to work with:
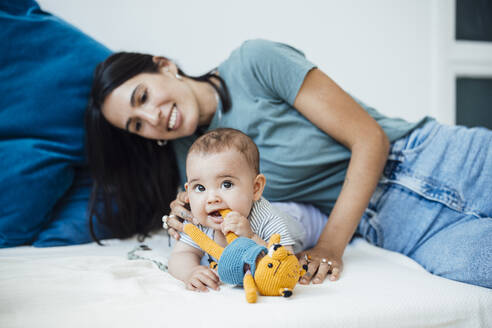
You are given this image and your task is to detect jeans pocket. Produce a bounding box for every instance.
[389,120,439,161]
[384,172,466,214]
[358,208,383,247]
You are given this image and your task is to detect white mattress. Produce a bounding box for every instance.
[0,233,490,328]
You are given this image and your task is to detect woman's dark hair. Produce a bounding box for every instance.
[85,52,231,243]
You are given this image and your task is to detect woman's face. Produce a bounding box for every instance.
[102,69,201,141]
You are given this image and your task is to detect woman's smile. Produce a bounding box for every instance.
[167,104,181,131]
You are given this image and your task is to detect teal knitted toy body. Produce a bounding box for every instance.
[217,237,267,285]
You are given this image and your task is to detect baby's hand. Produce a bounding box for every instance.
[186,265,220,292]
[221,211,254,238]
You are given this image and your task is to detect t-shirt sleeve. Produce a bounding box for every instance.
[250,199,297,247]
[237,39,317,106]
[256,214,296,247]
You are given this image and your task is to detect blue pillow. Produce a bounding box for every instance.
[33,168,113,247]
[0,0,112,247]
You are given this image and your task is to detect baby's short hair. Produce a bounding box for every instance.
[187,128,260,174]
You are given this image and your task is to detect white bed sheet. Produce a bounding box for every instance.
[0,233,490,328]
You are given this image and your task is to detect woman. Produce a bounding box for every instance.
[86,39,492,288]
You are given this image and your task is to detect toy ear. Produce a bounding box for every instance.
[268,234,281,248]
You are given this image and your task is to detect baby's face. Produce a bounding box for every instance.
[185,149,260,230]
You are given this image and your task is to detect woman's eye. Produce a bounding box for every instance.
[193,184,205,193]
[221,181,233,189]
[135,120,142,132]
[140,90,148,104]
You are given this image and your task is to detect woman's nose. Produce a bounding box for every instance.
[140,105,162,126]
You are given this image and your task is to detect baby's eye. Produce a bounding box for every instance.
[221,181,233,189]
[193,184,205,193]
[134,120,142,132]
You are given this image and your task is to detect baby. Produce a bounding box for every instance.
[168,128,304,292]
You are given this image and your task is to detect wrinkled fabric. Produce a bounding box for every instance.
[357,120,492,288]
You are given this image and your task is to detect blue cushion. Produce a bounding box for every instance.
[33,168,113,247]
[0,1,112,247]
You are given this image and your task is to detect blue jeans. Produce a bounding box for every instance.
[356,120,492,288]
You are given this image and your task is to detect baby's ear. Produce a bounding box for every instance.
[253,174,266,201]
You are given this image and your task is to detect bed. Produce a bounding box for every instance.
[1,233,491,328]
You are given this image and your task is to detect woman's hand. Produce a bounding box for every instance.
[298,244,344,284]
[165,191,194,240]
[185,265,220,292]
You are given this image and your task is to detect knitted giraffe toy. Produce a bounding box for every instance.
[183,209,305,303]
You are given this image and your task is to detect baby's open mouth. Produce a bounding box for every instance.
[208,210,221,218]
[207,210,223,224]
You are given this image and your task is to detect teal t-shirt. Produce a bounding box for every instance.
[172,39,430,216]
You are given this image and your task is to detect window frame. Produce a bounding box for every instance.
[430,0,492,125]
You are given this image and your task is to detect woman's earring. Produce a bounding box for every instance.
[157,140,167,146]
[175,73,183,81]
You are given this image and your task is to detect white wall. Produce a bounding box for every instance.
[38,0,434,123]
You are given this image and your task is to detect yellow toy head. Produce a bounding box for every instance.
[254,234,305,297]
